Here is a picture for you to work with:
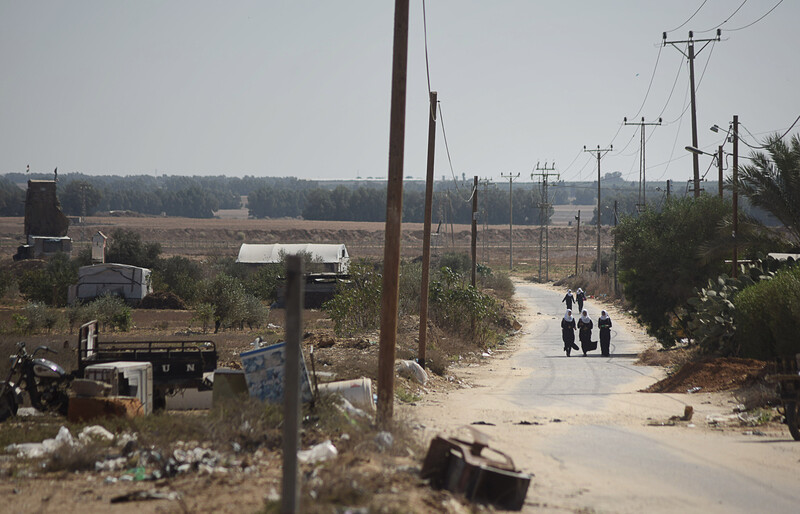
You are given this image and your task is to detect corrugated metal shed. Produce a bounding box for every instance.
[236,243,350,273]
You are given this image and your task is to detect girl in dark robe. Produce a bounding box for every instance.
[576,288,586,313]
[599,310,612,356]
[562,289,575,310]
[561,309,577,357]
[577,309,596,356]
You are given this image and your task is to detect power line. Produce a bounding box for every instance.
[728,0,785,31]
[696,0,748,33]
[437,102,472,202]
[628,44,663,120]
[665,0,709,33]
[422,0,432,94]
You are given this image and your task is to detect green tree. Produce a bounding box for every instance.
[59,180,102,216]
[17,253,78,306]
[615,196,729,345]
[737,133,800,245]
[106,229,162,268]
[153,256,203,303]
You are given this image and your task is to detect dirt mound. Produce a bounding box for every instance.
[138,291,188,310]
[643,357,769,393]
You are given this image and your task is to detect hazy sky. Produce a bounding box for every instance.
[1,1,798,189]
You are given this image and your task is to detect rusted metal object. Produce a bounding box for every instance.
[421,434,531,510]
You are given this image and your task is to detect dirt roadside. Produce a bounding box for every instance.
[402,280,800,512]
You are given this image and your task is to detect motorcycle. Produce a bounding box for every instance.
[0,341,72,422]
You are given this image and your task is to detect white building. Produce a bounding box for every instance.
[236,243,350,274]
[68,263,152,305]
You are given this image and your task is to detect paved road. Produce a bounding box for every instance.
[413,281,800,513]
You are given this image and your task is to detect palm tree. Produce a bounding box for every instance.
[737,133,800,245]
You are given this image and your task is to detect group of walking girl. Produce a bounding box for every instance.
[560,289,612,357]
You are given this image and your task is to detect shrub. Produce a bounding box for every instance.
[242,294,269,329]
[17,253,77,307]
[106,228,161,268]
[429,267,501,347]
[244,264,283,303]
[735,263,800,360]
[22,302,60,333]
[152,256,203,303]
[91,294,133,332]
[138,291,188,310]
[324,260,381,337]
[200,273,248,332]
[193,302,215,333]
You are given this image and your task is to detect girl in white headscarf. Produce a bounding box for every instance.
[562,289,575,310]
[598,309,612,356]
[576,288,586,312]
[577,309,596,356]
[561,309,577,357]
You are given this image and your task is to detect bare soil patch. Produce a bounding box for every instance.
[643,357,769,394]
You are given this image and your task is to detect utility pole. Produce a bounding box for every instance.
[666,179,671,200]
[532,162,558,281]
[574,210,581,276]
[471,176,478,288]
[732,114,739,278]
[663,30,722,198]
[613,201,619,296]
[377,0,409,426]
[623,117,662,209]
[479,178,492,265]
[584,145,612,276]
[417,91,437,370]
[500,172,520,270]
[718,145,724,198]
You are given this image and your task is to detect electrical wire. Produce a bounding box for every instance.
[560,148,584,176]
[665,0,709,33]
[728,0,784,31]
[437,103,473,203]
[628,44,663,120]
[696,0,748,33]
[656,46,686,120]
[422,0,432,94]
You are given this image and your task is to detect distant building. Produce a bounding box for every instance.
[236,243,350,274]
[91,231,107,264]
[68,263,152,305]
[14,179,72,260]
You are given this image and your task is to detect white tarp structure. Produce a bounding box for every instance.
[68,263,152,304]
[236,243,350,273]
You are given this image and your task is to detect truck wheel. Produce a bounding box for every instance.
[786,401,800,441]
[0,388,18,422]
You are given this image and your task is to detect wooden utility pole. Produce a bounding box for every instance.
[480,178,491,265]
[623,117,662,209]
[613,201,619,296]
[500,172,520,270]
[574,210,581,276]
[718,145,724,198]
[281,255,303,514]
[663,30,722,198]
[584,145,612,276]
[533,162,558,281]
[417,91,437,370]
[732,114,739,278]
[471,176,478,288]
[377,0,409,426]
[666,179,671,200]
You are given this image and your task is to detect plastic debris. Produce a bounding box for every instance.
[5,426,76,458]
[297,440,338,464]
[110,489,181,503]
[395,360,428,385]
[79,425,115,444]
[374,431,394,451]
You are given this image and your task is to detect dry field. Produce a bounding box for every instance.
[0,213,613,278]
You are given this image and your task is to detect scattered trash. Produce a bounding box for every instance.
[551,418,562,423]
[395,360,428,385]
[687,386,702,394]
[374,431,394,451]
[335,398,369,419]
[79,425,115,444]
[421,432,531,511]
[110,489,181,503]
[297,440,338,464]
[669,405,694,422]
[240,341,313,404]
[318,378,374,411]
[470,421,495,426]
[514,421,540,426]
[6,425,77,458]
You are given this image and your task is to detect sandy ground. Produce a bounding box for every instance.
[403,280,800,513]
